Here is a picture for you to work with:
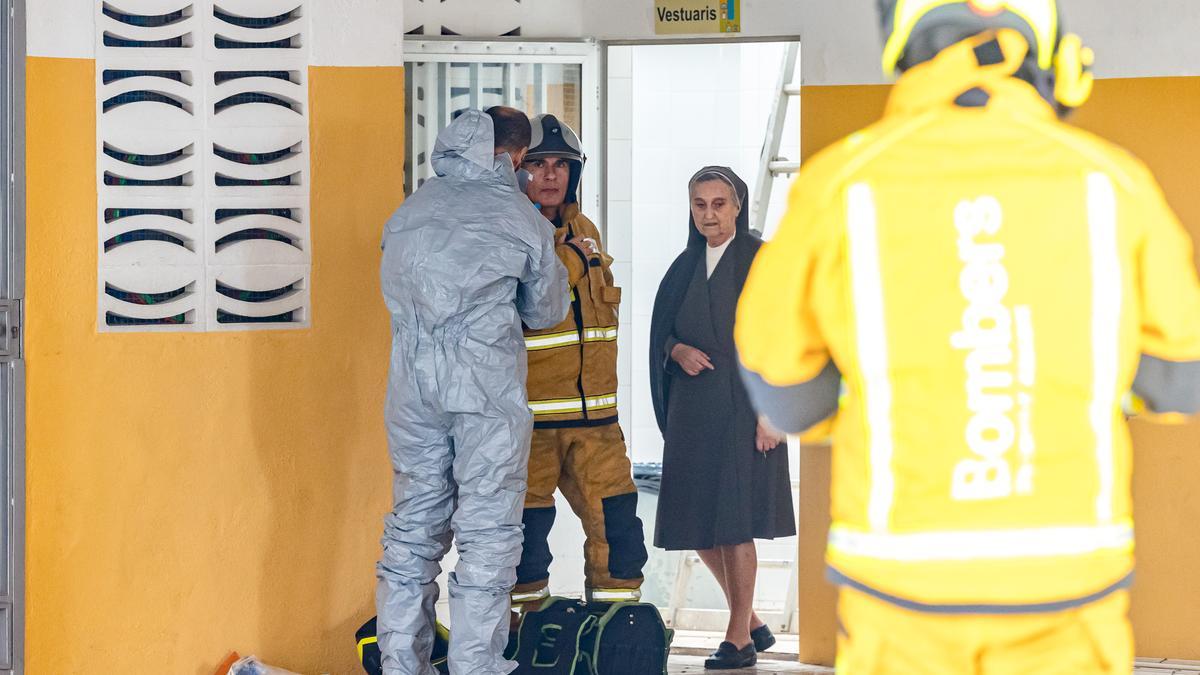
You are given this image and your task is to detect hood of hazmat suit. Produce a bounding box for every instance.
[377,110,569,675]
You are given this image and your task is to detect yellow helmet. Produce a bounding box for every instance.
[877,0,1093,109]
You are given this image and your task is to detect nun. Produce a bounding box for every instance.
[649,166,796,670]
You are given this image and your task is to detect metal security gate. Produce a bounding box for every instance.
[0,0,25,672]
[403,39,603,223]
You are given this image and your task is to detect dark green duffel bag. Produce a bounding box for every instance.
[507,597,674,675]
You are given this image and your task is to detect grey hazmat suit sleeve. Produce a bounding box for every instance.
[516,223,570,330]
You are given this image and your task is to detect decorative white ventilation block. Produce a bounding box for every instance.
[97,1,310,332]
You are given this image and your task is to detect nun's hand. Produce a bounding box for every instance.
[670,343,714,377]
[756,419,785,454]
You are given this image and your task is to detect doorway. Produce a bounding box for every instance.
[605,40,802,638]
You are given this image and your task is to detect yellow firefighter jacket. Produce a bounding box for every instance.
[525,203,621,427]
[736,31,1200,611]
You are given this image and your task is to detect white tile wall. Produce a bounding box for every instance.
[608,42,633,78]
[605,201,633,262]
[606,139,634,203]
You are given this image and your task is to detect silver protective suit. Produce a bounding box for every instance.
[376,110,569,675]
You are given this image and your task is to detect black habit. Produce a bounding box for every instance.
[649,166,796,551]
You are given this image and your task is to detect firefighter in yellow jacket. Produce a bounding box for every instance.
[513,114,648,607]
[736,2,1200,673]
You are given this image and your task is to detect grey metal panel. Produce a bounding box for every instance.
[403,66,414,196]
[2,0,25,672]
[468,62,479,110]
[0,605,11,670]
[0,301,18,362]
[0,367,9,596]
[8,362,21,675]
[4,0,25,300]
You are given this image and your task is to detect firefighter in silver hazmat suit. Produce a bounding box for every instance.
[377,108,569,675]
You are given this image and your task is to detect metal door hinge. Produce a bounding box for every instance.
[0,300,21,362]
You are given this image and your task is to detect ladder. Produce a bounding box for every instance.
[749,42,801,236]
[665,547,800,634]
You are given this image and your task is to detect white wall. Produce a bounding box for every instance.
[598,0,1200,83]
[33,1,1197,80]
[400,0,1200,86]
[795,0,1200,85]
[406,0,583,37]
[402,0,798,40]
[311,0,405,66]
[26,0,92,58]
[585,0,806,40]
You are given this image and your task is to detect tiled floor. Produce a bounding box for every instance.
[663,630,1199,673]
[667,654,831,674]
[667,629,817,673]
[1135,658,1200,674]
[662,655,1200,674]
[671,630,801,655]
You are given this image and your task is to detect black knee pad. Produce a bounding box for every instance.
[602,492,648,580]
[515,505,556,585]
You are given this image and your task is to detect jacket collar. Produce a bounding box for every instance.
[886,29,1056,124]
[560,202,580,224]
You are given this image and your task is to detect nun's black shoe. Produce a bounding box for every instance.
[704,641,757,670]
[751,623,776,652]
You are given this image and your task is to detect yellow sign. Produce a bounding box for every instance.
[654,0,741,35]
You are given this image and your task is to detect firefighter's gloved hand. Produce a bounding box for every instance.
[1122,392,1146,418]
[567,235,599,257]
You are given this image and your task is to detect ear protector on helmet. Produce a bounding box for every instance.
[1053,32,1094,110]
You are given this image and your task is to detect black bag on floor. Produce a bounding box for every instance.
[509,597,597,674]
[579,602,673,675]
[356,616,449,675]
[508,597,673,675]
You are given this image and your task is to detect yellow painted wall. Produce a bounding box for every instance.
[25,58,405,674]
[796,77,1200,664]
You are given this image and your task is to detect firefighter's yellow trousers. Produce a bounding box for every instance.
[836,587,1132,675]
[512,424,647,603]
